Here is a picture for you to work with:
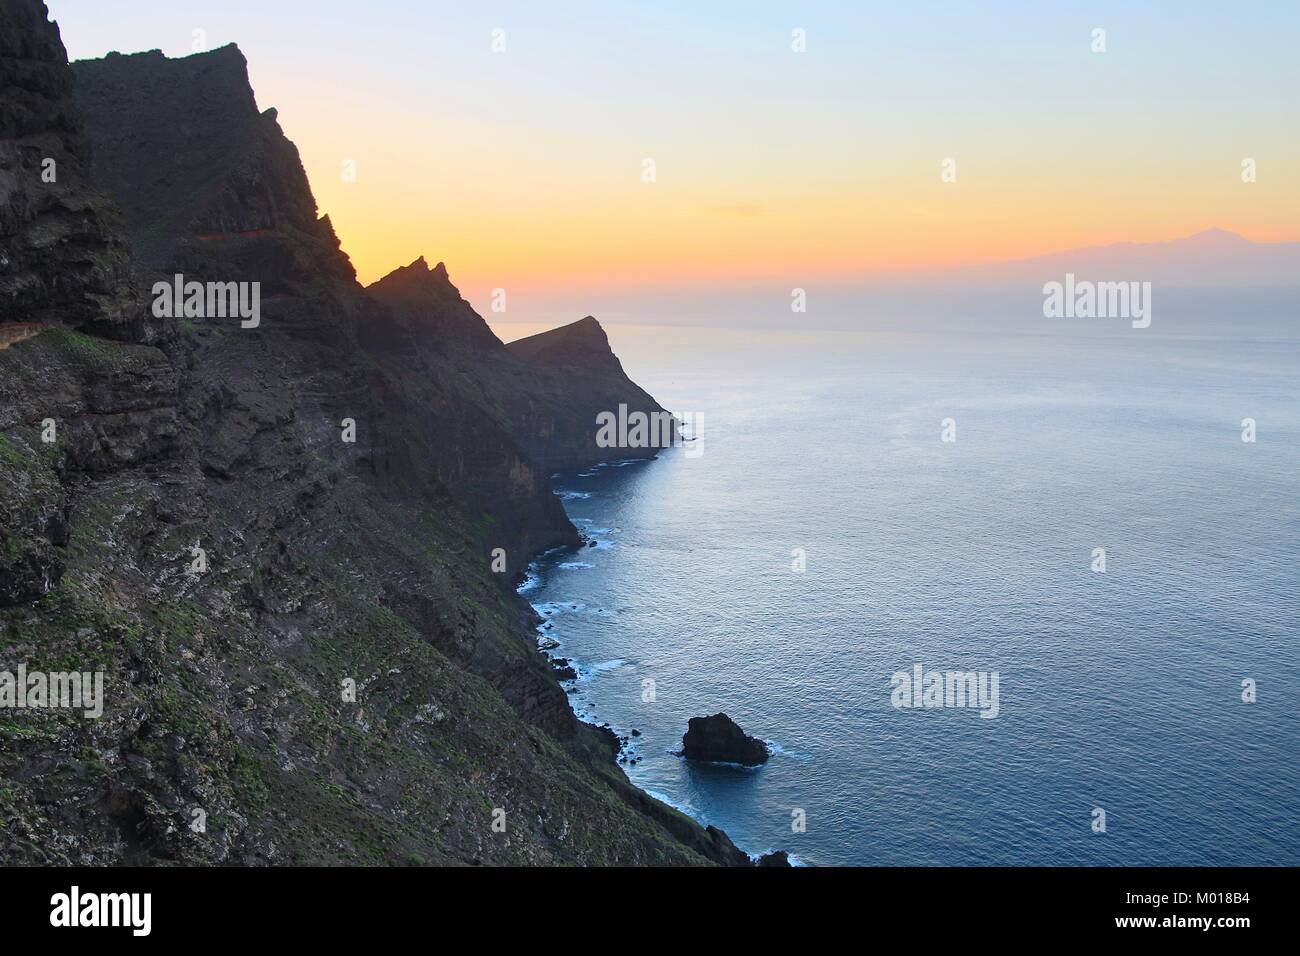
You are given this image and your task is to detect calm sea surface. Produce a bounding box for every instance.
[499,314,1300,865]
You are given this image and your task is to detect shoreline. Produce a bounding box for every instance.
[520,459,794,865]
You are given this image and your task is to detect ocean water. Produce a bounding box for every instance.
[502,313,1300,866]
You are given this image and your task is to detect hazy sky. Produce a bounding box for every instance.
[48,1,1300,319]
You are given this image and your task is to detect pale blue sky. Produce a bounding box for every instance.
[45,1,1300,324]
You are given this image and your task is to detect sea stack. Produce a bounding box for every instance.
[681,713,770,766]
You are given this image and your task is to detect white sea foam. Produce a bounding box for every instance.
[531,600,587,617]
[569,518,612,534]
[572,658,628,683]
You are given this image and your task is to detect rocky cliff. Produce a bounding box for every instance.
[0,0,161,343]
[368,259,676,474]
[0,2,747,866]
[69,42,578,574]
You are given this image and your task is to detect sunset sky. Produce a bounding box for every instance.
[49,0,1300,319]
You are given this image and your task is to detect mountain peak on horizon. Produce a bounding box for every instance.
[1180,227,1250,244]
[1060,227,1258,257]
[961,225,1300,287]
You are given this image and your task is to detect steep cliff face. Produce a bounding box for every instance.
[1,0,178,609]
[368,261,677,474]
[70,45,344,281]
[504,316,679,470]
[0,6,748,866]
[70,42,575,567]
[0,0,162,343]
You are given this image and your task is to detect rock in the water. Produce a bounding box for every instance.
[755,850,792,867]
[681,713,769,766]
[549,658,578,681]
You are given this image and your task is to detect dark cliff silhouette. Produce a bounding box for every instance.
[0,1,747,866]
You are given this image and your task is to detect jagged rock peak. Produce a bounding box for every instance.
[366,258,502,349]
[376,256,452,287]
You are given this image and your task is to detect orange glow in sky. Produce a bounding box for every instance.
[49,1,1300,293]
